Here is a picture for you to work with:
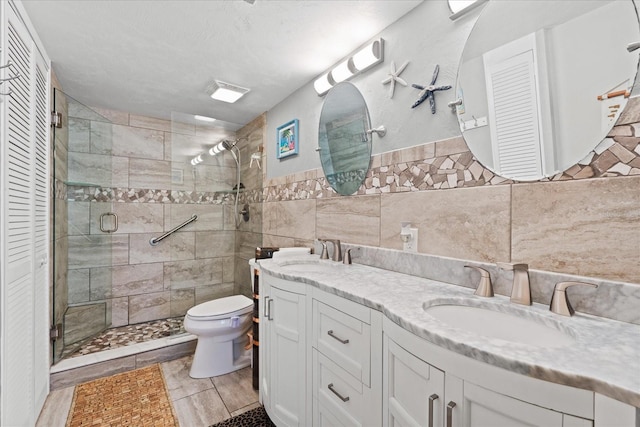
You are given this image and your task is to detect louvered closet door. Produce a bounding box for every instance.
[484,34,544,181]
[1,1,50,425]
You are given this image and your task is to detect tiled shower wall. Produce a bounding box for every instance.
[59,106,263,329]
[262,101,640,286]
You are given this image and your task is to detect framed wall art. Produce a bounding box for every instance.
[276,119,299,159]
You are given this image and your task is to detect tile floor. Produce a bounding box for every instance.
[36,355,259,427]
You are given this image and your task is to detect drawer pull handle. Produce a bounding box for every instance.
[327,330,349,344]
[446,401,456,427]
[327,383,350,402]
[428,394,439,427]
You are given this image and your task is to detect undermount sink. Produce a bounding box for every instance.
[423,300,577,348]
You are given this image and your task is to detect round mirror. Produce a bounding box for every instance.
[318,82,372,195]
[457,0,640,181]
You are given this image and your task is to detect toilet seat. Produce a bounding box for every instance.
[187,294,252,320]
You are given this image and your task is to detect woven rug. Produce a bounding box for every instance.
[210,406,275,427]
[66,364,179,427]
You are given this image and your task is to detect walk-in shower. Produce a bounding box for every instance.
[51,92,263,364]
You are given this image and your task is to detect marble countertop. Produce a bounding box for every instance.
[258,255,640,407]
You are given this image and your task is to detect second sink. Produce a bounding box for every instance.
[423,300,576,348]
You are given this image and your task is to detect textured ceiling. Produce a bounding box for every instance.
[23,0,423,128]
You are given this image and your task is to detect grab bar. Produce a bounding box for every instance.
[149,214,197,246]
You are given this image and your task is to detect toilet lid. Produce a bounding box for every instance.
[187,295,252,319]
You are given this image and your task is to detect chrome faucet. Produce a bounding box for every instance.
[549,281,598,316]
[497,262,531,305]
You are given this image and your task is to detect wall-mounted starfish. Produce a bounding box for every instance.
[411,64,451,114]
[381,60,409,98]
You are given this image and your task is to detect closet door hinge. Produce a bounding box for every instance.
[50,323,62,341]
[51,111,62,128]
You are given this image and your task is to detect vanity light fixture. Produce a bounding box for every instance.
[331,59,354,83]
[190,154,204,166]
[313,72,333,96]
[313,38,384,96]
[209,80,250,103]
[352,39,384,71]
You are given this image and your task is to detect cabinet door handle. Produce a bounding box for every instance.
[267,298,273,320]
[264,296,271,320]
[428,394,439,427]
[327,330,349,344]
[446,401,456,427]
[327,383,350,402]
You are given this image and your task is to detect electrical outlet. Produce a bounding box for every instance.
[403,228,418,252]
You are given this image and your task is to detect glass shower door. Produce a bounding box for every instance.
[52,89,115,362]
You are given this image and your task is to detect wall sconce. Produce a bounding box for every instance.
[313,38,384,96]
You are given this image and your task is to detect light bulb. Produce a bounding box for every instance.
[353,40,382,71]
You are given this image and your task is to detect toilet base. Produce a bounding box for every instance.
[189,334,252,378]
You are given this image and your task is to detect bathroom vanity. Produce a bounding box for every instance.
[257,253,640,427]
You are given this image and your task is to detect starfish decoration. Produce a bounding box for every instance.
[381,60,409,98]
[411,64,452,114]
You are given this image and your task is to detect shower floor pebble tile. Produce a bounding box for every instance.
[65,317,185,358]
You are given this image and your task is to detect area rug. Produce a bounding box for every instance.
[66,364,179,427]
[210,406,275,427]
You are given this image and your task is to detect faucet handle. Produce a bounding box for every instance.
[319,240,329,259]
[550,281,598,317]
[343,248,352,265]
[464,265,493,297]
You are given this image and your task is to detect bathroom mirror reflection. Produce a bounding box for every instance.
[457,0,640,181]
[318,82,372,195]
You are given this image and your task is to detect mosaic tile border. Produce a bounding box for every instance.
[263,122,640,202]
[56,182,263,205]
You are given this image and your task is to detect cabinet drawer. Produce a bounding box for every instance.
[313,350,366,427]
[313,300,371,385]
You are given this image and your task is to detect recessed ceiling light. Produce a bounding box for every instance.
[210,80,250,103]
[194,115,216,122]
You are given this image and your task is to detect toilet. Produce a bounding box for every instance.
[184,294,253,378]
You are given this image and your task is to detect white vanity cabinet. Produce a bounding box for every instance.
[260,266,638,427]
[260,274,308,427]
[311,288,382,427]
[384,336,446,426]
[383,317,639,427]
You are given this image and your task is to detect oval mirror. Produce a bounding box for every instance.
[318,82,372,195]
[457,0,640,181]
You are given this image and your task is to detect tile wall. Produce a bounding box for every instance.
[262,101,640,287]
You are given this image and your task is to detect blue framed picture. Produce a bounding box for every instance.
[276,119,299,159]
